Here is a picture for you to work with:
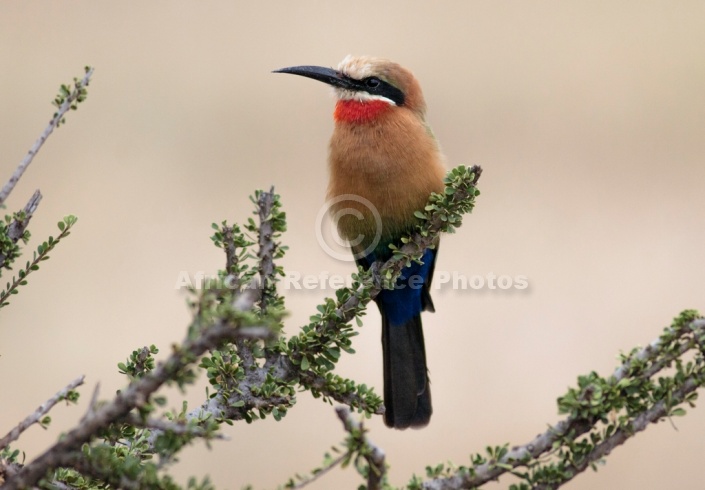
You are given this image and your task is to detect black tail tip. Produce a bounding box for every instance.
[383,392,432,429]
[383,412,431,430]
[384,416,431,430]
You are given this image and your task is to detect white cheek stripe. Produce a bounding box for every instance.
[334,88,397,106]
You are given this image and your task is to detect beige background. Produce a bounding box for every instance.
[2,2,705,489]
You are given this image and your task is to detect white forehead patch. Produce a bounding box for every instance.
[337,54,376,80]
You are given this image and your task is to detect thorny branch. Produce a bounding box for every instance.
[5,167,483,488]
[3,156,702,489]
[537,376,701,489]
[152,180,387,453]
[140,191,286,451]
[2,313,272,489]
[528,317,705,489]
[421,317,705,490]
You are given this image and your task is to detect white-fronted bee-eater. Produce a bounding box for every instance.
[275,56,446,429]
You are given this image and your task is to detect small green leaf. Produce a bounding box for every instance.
[670,407,687,417]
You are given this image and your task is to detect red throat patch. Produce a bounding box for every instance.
[334,99,391,123]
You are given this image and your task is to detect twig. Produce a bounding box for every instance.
[48,451,130,490]
[612,322,702,381]
[335,406,386,490]
[221,223,240,289]
[0,215,78,306]
[0,190,42,269]
[0,68,94,206]
[287,452,347,490]
[80,383,101,424]
[138,287,273,450]
[0,375,84,451]
[142,340,381,453]
[122,414,226,440]
[297,369,385,415]
[142,341,383,453]
[256,186,276,313]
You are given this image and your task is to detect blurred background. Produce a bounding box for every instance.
[1,2,704,489]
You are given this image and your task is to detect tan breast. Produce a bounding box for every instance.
[327,108,445,241]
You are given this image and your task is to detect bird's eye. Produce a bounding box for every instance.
[365,77,381,88]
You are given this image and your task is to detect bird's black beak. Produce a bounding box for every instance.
[273,65,357,91]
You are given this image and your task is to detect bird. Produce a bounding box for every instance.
[275,56,446,429]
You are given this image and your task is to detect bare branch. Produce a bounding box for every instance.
[0,375,84,451]
[0,68,94,206]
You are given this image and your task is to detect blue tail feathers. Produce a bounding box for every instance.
[376,248,436,326]
[361,247,436,429]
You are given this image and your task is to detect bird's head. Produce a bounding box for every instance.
[274,55,426,121]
